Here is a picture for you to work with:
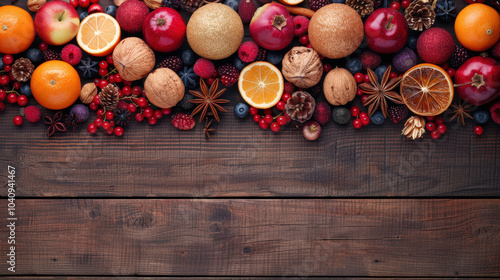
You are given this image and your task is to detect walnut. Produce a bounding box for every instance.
[144,68,185,108]
[28,0,46,12]
[80,83,98,104]
[323,67,357,106]
[282,47,323,88]
[112,37,155,82]
[143,0,162,9]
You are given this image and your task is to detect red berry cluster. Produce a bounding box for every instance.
[0,55,32,125]
[69,0,103,14]
[425,116,447,139]
[249,93,292,133]
[350,106,370,129]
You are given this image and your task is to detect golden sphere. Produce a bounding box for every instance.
[308,4,364,59]
[186,3,244,60]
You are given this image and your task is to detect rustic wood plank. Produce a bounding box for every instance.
[1,278,494,280]
[0,199,498,276]
[1,105,499,197]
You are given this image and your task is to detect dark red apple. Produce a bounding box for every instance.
[364,8,408,54]
[455,56,500,106]
[249,3,294,51]
[142,7,186,53]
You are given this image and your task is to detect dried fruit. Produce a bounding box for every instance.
[323,67,357,106]
[112,37,155,81]
[281,47,323,88]
[144,68,185,108]
[402,115,426,140]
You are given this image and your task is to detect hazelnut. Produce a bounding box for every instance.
[80,83,98,104]
[282,47,323,88]
[28,0,46,12]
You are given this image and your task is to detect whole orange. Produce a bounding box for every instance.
[31,61,81,110]
[455,3,500,52]
[0,5,36,54]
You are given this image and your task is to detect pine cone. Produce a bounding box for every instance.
[99,84,120,111]
[346,0,374,17]
[285,91,316,123]
[405,0,436,31]
[11,58,35,82]
[402,116,426,140]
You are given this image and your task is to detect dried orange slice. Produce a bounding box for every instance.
[77,13,120,57]
[238,61,284,109]
[400,63,454,117]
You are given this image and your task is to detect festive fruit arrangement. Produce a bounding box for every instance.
[1,0,500,141]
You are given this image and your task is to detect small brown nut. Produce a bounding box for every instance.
[80,83,98,104]
[113,0,127,6]
[28,0,46,12]
[282,47,323,88]
[323,67,357,106]
[144,68,185,108]
[143,0,162,9]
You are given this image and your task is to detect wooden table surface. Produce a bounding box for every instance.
[1,0,499,278]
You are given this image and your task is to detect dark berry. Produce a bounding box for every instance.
[159,56,183,72]
[374,66,388,82]
[26,48,44,64]
[370,111,385,125]
[267,51,283,65]
[181,49,196,66]
[473,110,489,124]
[218,64,239,87]
[233,56,247,71]
[234,102,249,118]
[80,11,89,21]
[331,107,351,125]
[309,0,329,11]
[387,105,409,124]
[346,58,362,74]
[105,5,117,17]
[178,93,196,110]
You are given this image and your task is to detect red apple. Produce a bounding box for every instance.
[455,56,500,106]
[142,7,186,53]
[364,8,408,54]
[34,0,80,46]
[249,3,294,51]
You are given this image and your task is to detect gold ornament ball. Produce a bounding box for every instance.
[308,4,364,59]
[186,3,244,60]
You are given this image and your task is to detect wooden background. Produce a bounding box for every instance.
[0,0,500,278]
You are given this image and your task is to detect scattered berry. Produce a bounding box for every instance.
[135,113,144,122]
[253,114,261,122]
[350,106,361,117]
[359,112,370,126]
[354,73,364,83]
[17,95,28,107]
[276,101,286,111]
[249,106,259,115]
[323,63,332,72]
[159,56,183,72]
[370,111,385,125]
[114,126,124,136]
[88,3,103,14]
[473,110,489,124]
[13,115,23,126]
[224,0,239,10]
[435,115,445,125]
[293,16,309,36]
[426,122,436,131]
[299,35,309,46]
[26,48,44,64]
[474,125,483,136]
[281,93,292,103]
[105,5,117,17]
[266,51,283,65]
[391,1,400,10]
[238,41,259,63]
[449,44,470,69]
[233,56,247,71]
[353,118,362,129]
[171,113,195,130]
[277,115,287,126]
[7,93,17,104]
[148,116,158,125]
[193,58,215,79]
[270,122,281,132]
[264,114,273,124]
[309,0,329,11]
[259,118,269,129]
[346,58,362,74]
[2,55,13,65]
[431,130,440,139]
[234,102,249,118]
[387,105,409,124]
[87,123,98,134]
[218,64,239,87]
[437,124,447,134]
[374,65,388,82]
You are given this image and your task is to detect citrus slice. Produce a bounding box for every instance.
[238,61,284,109]
[400,63,454,117]
[77,13,121,57]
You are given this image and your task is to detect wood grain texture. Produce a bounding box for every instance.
[0,199,499,276]
[1,278,494,280]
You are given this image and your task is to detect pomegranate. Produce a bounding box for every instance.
[249,3,294,50]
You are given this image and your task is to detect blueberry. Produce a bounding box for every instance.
[224,0,239,11]
[346,57,362,74]
[80,12,89,21]
[370,111,385,125]
[473,110,489,124]
[105,5,117,17]
[358,36,368,49]
[407,33,418,49]
[26,48,43,64]
[234,102,249,118]
[181,49,196,66]
[20,83,32,97]
[267,51,283,65]
[374,66,388,82]
[0,56,4,70]
[233,56,247,71]
[331,0,345,3]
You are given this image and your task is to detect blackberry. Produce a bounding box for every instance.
[309,0,330,11]
[307,84,322,98]
[217,64,239,87]
[159,56,183,72]
[331,106,351,124]
[178,93,196,110]
[449,45,469,69]
[162,0,179,8]
[43,49,60,61]
[387,105,409,124]
[256,47,268,61]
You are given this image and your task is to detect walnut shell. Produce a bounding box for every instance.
[282,47,323,88]
[143,0,162,9]
[28,0,46,12]
[323,67,357,106]
[112,37,155,82]
[80,83,98,104]
[144,68,185,108]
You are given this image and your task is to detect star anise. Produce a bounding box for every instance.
[449,99,473,126]
[64,113,83,131]
[203,118,217,141]
[359,66,404,117]
[43,111,67,137]
[189,78,229,123]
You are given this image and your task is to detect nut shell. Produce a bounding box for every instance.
[144,68,185,108]
[186,3,244,60]
[308,4,364,59]
[323,67,357,106]
[28,0,46,12]
[282,47,323,88]
[143,0,162,9]
[80,82,98,104]
[112,37,155,81]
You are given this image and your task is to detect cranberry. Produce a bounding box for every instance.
[390,72,398,79]
[474,125,483,135]
[2,55,13,65]
[106,55,113,65]
[391,2,401,10]
[87,123,98,134]
[94,118,103,127]
[281,93,291,103]
[105,127,114,135]
[259,118,269,129]
[161,108,172,115]
[102,121,111,130]
[128,103,137,113]
[359,112,370,126]
[276,101,285,111]
[361,95,369,104]
[299,35,309,45]
[114,126,124,136]
[4,65,11,72]
[39,42,48,51]
[249,107,259,115]
[364,74,371,83]
[136,97,148,108]
[253,114,261,122]
[96,109,104,119]
[13,82,21,90]
[206,77,214,86]
[357,89,363,96]
[135,113,144,122]
[98,68,108,77]
[401,0,411,8]
[123,80,132,86]
[148,116,158,125]
[0,89,5,101]
[264,114,273,124]
[93,94,100,105]
[108,75,115,84]
[69,0,78,8]
[270,122,281,132]
[122,86,132,96]
[153,110,163,119]
[350,106,361,117]
[114,74,122,83]
[0,75,10,86]
[79,0,90,8]
[0,102,4,111]
[276,115,287,126]
[263,108,273,116]
[7,93,17,104]
[353,119,362,129]
[426,116,435,121]
[426,122,436,131]
[323,63,332,72]
[446,68,455,77]
[441,62,449,70]
[431,130,440,139]
[17,95,28,106]
[88,4,103,13]
[89,102,98,111]
[94,78,100,85]
[99,79,109,89]
[435,116,445,125]
[437,124,447,134]
[143,107,154,119]
[105,111,114,120]
[132,86,142,96]
[13,115,23,126]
